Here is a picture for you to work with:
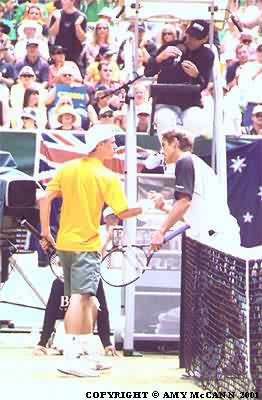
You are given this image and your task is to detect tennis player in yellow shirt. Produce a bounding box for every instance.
[39,124,142,377]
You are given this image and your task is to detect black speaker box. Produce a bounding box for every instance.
[5,179,36,208]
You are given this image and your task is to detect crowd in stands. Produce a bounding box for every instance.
[0,0,261,135]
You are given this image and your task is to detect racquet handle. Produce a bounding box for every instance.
[20,219,42,239]
[163,223,190,243]
[20,219,57,257]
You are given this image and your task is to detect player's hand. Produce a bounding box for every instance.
[147,191,165,211]
[40,232,56,251]
[149,230,165,252]
[181,60,199,78]
[104,345,119,357]
[157,46,182,63]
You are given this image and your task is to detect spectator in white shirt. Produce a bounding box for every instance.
[238,44,262,126]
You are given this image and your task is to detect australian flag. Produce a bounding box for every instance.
[227,140,262,247]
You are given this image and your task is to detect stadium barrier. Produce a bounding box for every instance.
[180,235,262,397]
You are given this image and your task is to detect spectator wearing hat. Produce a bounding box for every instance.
[15,38,49,88]
[14,20,49,61]
[20,108,38,129]
[48,45,83,88]
[55,104,80,130]
[98,107,125,134]
[49,0,87,65]
[242,105,262,135]
[81,19,112,69]
[0,42,15,98]
[144,19,214,140]
[117,21,157,69]
[80,0,111,23]
[10,65,47,113]
[46,64,90,129]
[96,7,119,45]
[97,7,115,25]
[85,45,120,85]
[136,104,151,133]
[99,106,114,124]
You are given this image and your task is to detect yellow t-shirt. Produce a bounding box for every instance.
[46,157,128,252]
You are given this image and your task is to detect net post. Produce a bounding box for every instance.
[246,258,252,382]
[179,233,186,369]
[122,34,137,355]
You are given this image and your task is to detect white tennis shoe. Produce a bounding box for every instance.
[79,354,112,371]
[57,360,100,377]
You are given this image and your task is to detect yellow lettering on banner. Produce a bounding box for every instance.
[57,91,85,100]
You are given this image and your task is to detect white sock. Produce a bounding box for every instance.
[79,334,100,360]
[63,334,81,361]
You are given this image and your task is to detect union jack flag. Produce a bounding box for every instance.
[35,131,153,186]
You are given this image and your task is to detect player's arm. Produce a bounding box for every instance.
[158,195,191,235]
[39,190,61,248]
[117,207,142,219]
[149,195,191,251]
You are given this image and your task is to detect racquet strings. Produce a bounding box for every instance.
[46,246,62,278]
[101,245,147,287]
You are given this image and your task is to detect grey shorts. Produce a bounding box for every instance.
[57,250,101,297]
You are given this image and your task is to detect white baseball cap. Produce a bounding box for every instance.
[252,104,262,114]
[103,207,114,218]
[85,124,116,154]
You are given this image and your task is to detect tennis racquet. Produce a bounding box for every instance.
[20,219,63,281]
[100,223,190,288]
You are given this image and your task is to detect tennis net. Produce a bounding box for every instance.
[180,236,261,398]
